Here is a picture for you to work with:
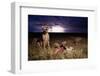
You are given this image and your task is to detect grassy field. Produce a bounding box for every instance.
[28,33,88,60]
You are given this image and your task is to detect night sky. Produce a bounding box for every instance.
[28,15,88,33]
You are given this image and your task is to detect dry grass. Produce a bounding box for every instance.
[28,36,88,60]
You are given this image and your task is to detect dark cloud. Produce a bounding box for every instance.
[28,15,88,33]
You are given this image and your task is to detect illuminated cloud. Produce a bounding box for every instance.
[49,25,65,32]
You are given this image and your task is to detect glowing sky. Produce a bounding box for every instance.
[28,15,88,33]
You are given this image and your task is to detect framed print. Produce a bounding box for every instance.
[11,2,96,74]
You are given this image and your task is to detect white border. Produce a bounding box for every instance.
[11,2,97,74]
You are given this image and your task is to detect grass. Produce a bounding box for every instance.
[28,36,88,60]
